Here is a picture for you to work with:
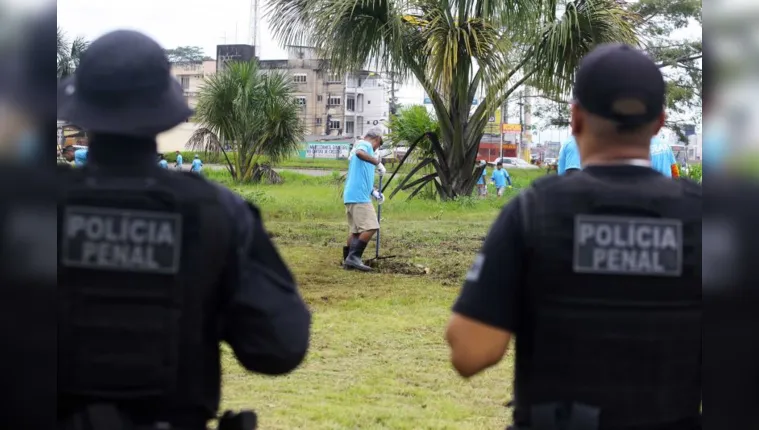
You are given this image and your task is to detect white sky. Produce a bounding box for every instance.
[57,0,701,143]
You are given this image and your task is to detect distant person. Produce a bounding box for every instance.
[476,160,488,197]
[342,127,386,271]
[558,136,581,175]
[649,137,680,177]
[158,153,169,169]
[190,154,203,173]
[491,162,511,197]
[61,145,88,167]
[175,150,183,171]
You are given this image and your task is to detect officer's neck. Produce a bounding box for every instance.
[581,147,650,167]
[88,134,158,168]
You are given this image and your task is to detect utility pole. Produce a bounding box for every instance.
[500,98,508,159]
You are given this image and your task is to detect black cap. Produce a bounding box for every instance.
[57,30,193,137]
[573,43,665,128]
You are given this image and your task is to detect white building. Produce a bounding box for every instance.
[169,60,216,109]
[344,72,390,138]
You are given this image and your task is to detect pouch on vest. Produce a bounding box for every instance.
[58,169,230,403]
[513,173,702,428]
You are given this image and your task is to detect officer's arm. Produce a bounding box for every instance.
[355,145,379,165]
[446,199,524,378]
[219,191,311,375]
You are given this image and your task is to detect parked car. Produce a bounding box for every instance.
[489,157,539,169]
[544,157,557,166]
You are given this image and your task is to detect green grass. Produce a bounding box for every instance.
[206,169,545,429]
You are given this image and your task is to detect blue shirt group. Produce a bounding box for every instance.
[491,168,511,188]
[191,157,203,172]
[74,148,88,167]
[558,137,581,174]
[558,136,679,177]
[343,140,376,204]
[176,154,183,167]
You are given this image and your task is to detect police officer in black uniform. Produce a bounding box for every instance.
[446,44,701,430]
[57,30,311,430]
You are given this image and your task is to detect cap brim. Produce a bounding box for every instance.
[57,76,194,136]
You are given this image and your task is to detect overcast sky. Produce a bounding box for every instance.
[57,0,701,143]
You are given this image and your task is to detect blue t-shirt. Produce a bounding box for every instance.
[558,137,581,174]
[343,140,375,204]
[477,167,487,185]
[649,137,677,177]
[159,159,169,169]
[74,148,88,167]
[191,158,203,172]
[491,169,510,188]
[176,154,183,166]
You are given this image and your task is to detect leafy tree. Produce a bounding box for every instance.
[165,46,213,64]
[535,0,702,142]
[187,60,305,183]
[268,0,637,199]
[57,27,89,79]
[384,105,442,199]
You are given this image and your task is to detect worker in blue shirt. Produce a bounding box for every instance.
[477,160,488,197]
[158,153,169,169]
[61,146,88,167]
[649,137,680,178]
[491,161,512,197]
[190,154,203,173]
[175,150,183,171]
[557,136,581,175]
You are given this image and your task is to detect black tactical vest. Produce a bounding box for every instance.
[513,170,701,429]
[58,166,232,421]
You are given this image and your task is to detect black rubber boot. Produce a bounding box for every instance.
[342,246,349,262]
[344,238,372,272]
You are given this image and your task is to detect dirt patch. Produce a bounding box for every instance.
[367,259,430,276]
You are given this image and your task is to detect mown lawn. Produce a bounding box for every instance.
[208,169,546,429]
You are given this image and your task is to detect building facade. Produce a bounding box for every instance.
[170,45,389,139]
[169,60,216,109]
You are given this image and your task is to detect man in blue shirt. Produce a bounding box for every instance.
[158,154,169,169]
[61,146,88,167]
[175,150,183,171]
[190,154,203,173]
[476,160,488,197]
[491,162,512,197]
[649,137,679,177]
[557,136,581,175]
[343,128,386,271]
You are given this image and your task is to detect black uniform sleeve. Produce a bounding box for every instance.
[452,197,525,333]
[215,187,311,375]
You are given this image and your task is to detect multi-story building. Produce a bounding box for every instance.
[259,46,389,138]
[169,60,216,109]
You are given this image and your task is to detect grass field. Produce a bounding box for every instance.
[207,169,546,429]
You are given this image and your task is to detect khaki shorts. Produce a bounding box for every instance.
[346,203,380,234]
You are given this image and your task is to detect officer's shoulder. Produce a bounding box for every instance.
[674,177,702,198]
[525,174,563,191]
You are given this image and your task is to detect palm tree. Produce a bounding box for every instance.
[57,26,89,79]
[187,60,305,183]
[268,0,638,199]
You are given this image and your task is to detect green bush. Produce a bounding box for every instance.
[685,164,702,182]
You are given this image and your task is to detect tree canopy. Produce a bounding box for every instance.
[165,46,214,64]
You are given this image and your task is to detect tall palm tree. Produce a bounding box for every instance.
[268,0,638,199]
[57,26,89,79]
[188,60,305,183]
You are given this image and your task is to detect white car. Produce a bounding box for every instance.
[489,157,539,169]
